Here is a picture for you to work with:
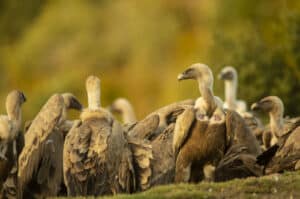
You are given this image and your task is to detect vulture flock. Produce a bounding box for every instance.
[0,63,299,198]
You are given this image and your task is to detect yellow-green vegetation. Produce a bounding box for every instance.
[53,171,300,199]
[0,0,300,121]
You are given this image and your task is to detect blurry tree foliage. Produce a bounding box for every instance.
[0,0,299,121]
[211,0,300,116]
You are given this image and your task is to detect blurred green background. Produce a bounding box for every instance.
[0,0,299,121]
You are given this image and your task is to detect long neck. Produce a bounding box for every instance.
[269,111,284,138]
[59,107,68,125]
[122,105,137,124]
[225,79,237,109]
[87,88,101,110]
[7,103,22,130]
[197,79,216,115]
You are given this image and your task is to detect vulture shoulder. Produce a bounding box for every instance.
[257,127,300,174]
[283,116,300,136]
[225,110,261,155]
[172,107,195,157]
[215,144,263,182]
[127,114,159,140]
[17,94,64,198]
[146,99,194,128]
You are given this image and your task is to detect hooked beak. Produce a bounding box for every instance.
[177,72,191,81]
[177,73,186,81]
[251,102,260,111]
[70,98,83,111]
[22,93,27,103]
[218,72,225,80]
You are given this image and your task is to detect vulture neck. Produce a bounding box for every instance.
[122,105,137,124]
[59,107,68,125]
[225,79,237,109]
[269,111,284,138]
[197,78,217,116]
[87,88,101,110]
[6,102,22,131]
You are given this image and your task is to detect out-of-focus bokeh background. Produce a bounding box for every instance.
[0,0,299,120]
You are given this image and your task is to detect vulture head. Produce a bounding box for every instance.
[86,75,101,110]
[6,90,26,120]
[109,98,136,124]
[251,96,284,116]
[62,93,83,111]
[178,63,214,90]
[218,66,237,81]
[110,98,129,114]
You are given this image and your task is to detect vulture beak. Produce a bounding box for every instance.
[21,93,27,103]
[70,98,83,111]
[177,69,192,81]
[218,72,225,80]
[177,73,186,81]
[251,102,260,111]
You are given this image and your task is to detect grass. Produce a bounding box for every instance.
[53,171,300,199]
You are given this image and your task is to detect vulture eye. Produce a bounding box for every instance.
[185,68,193,74]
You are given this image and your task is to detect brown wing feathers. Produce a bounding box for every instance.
[18,94,64,198]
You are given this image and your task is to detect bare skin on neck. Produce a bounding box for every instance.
[86,76,101,110]
[197,80,217,117]
[225,79,237,110]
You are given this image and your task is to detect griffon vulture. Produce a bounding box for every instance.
[63,76,135,196]
[125,99,194,190]
[0,90,26,191]
[173,63,229,183]
[173,63,263,183]
[17,93,82,199]
[252,96,300,174]
[218,66,247,114]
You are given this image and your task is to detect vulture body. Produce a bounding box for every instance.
[127,99,194,140]
[215,110,263,182]
[126,100,194,190]
[63,76,135,196]
[173,63,229,183]
[0,90,26,188]
[253,96,300,174]
[17,93,82,199]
